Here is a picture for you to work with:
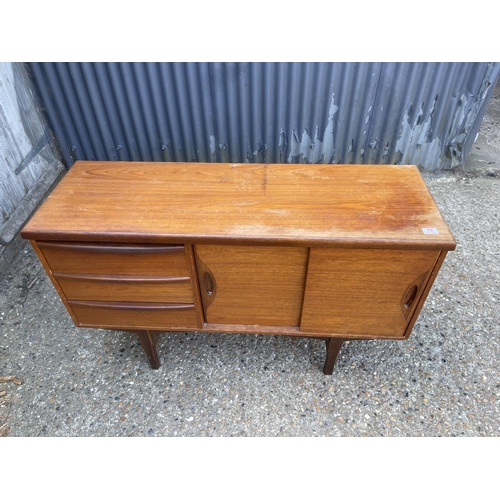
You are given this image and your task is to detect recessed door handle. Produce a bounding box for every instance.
[203,271,215,295]
[403,284,418,309]
[194,249,216,312]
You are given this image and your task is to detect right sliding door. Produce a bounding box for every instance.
[300,249,440,337]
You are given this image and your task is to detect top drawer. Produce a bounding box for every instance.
[37,242,190,277]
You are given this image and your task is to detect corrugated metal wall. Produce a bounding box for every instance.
[28,62,500,171]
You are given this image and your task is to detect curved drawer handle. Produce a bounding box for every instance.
[54,273,190,284]
[38,241,184,254]
[68,300,195,311]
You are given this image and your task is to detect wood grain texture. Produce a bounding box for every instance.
[184,244,205,328]
[195,245,309,327]
[22,162,456,374]
[300,249,440,337]
[29,240,80,325]
[21,162,456,250]
[38,241,189,276]
[403,250,448,339]
[69,301,198,329]
[54,274,194,303]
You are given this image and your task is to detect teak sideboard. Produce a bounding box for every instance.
[21,162,456,374]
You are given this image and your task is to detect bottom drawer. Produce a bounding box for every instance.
[68,301,199,329]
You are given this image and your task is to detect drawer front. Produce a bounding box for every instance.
[38,242,190,277]
[55,274,194,303]
[69,301,199,329]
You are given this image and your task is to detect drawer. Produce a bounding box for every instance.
[68,300,199,329]
[55,274,194,303]
[38,241,190,277]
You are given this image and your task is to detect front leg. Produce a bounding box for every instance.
[323,338,344,375]
[136,330,161,369]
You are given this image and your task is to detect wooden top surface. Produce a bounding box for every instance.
[22,162,456,249]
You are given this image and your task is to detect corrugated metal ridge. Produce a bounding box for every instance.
[28,62,500,171]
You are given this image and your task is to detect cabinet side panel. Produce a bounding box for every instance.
[30,240,81,326]
[195,245,308,327]
[300,248,440,337]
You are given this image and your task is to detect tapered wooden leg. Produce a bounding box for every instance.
[137,331,161,369]
[323,338,344,375]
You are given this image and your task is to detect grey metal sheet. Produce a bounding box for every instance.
[28,62,500,171]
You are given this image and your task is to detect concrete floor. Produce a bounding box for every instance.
[1,100,500,437]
